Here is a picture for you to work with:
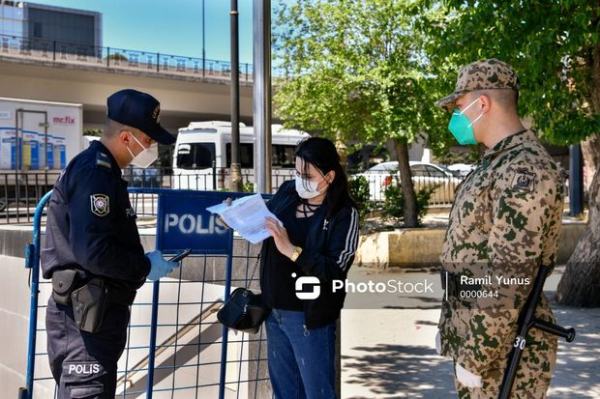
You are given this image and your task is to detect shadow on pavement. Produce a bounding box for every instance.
[342,344,455,399]
[548,303,600,398]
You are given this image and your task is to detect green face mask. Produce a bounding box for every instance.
[448,98,483,145]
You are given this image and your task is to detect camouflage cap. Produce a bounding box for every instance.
[435,58,519,111]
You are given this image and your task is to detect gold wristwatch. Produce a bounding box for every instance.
[290,246,303,262]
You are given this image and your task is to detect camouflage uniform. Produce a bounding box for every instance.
[439,130,565,398]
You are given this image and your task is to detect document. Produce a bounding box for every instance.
[206,194,281,244]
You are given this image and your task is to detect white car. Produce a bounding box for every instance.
[447,163,477,178]
[354,161,462,204]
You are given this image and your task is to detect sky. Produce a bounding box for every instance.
[28,0,256,64]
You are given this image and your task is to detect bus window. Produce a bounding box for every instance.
[176,143,215,169]
[226,143,254,168]
[272,145,296,167]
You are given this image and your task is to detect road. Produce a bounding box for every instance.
[341,266,600,399]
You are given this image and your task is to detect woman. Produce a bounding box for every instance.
[262,137,359,399]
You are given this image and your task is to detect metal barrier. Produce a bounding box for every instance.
[20,188,272,398]
[350,171,461,206]
[353,170,571,206]
[0,169,294,224]
[0,170,60,224]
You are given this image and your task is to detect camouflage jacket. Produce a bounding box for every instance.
[438,130,564,374]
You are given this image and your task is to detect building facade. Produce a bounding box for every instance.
[0,1,101,54]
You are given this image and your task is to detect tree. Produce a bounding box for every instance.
[274,0,451,227]
[418,0,600,306]
[83,128,102,137]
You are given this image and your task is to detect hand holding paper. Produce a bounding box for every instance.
[207,194,283,244]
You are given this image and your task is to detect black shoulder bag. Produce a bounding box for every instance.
[217,255,270,334]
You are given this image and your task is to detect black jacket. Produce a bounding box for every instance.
[42,140,150,291]
[261,180,359,329]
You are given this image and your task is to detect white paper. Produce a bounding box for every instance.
[206,194,281,244]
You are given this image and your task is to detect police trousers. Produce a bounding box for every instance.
[46,297,129,399]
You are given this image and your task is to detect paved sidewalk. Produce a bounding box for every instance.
[341,266,600,399]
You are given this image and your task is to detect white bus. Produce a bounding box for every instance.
[172,121,309,192]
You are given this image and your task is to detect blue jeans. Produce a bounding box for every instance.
[266,308,337,399]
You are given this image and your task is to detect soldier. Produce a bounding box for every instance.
[42,89,179,398]
[434,59,565,398]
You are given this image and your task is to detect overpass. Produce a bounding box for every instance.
[0,36,255,135]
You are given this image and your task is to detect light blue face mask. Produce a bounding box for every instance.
[448,98,483,145]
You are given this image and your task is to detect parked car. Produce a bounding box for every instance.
[354,161,462,204]
[447,163,477,178]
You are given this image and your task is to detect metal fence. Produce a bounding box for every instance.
[351,170,571,206]
[0,170,60,224]
[0,168,297,224]
[349,170,461,206]
[0,33,262,82]
[22,190,272,399]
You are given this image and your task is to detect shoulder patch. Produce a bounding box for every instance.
[511,169,536,193]
[96,152,112,169]
[90,194,110,217]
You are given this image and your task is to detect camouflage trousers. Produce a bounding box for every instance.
[454,331,557,399]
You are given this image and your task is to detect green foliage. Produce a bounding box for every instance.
[273,0,451,151]
[106,53,128,61]
[416,0,600,145]
[381,174,438,226]
[242,181,255,193]
[433,146,480,166]
[349,175,374,226]
[83,128,102,137]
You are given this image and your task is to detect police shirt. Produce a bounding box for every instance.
[42,140,150,291]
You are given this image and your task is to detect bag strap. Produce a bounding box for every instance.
[245,254,261,289]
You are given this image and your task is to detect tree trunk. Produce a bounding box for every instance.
[556,143,600,306]
[581,134,599,194]
[393,139,419,227]
[556,42,600,307]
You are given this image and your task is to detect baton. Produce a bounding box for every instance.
[498,265,576,399]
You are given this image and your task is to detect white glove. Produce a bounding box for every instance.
[455,363,482,388]
[435,330,442,355]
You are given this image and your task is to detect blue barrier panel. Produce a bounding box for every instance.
[127,188,264,399]
[152,189,242,255]
[23,188,272,399]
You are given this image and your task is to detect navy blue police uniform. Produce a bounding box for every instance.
[42,140,150,398]
[42,88,176,398]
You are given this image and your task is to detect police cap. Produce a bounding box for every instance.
[107,89,175,145]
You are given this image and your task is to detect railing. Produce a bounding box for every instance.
[0,33,262,82]
[349,170,461,206]
[0,170,60,224]
[0,168,296,224]
[350,169,571,206]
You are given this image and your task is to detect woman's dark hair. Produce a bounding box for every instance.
[294,137,357,217]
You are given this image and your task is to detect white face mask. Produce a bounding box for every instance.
[127,133,158,168]
[295,175,326,199]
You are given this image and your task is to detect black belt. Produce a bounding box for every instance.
[52,270,136,307]
[89,278,137,307]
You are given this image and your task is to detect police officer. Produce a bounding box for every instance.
[434,59,564,398]
[42,89,179,398]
